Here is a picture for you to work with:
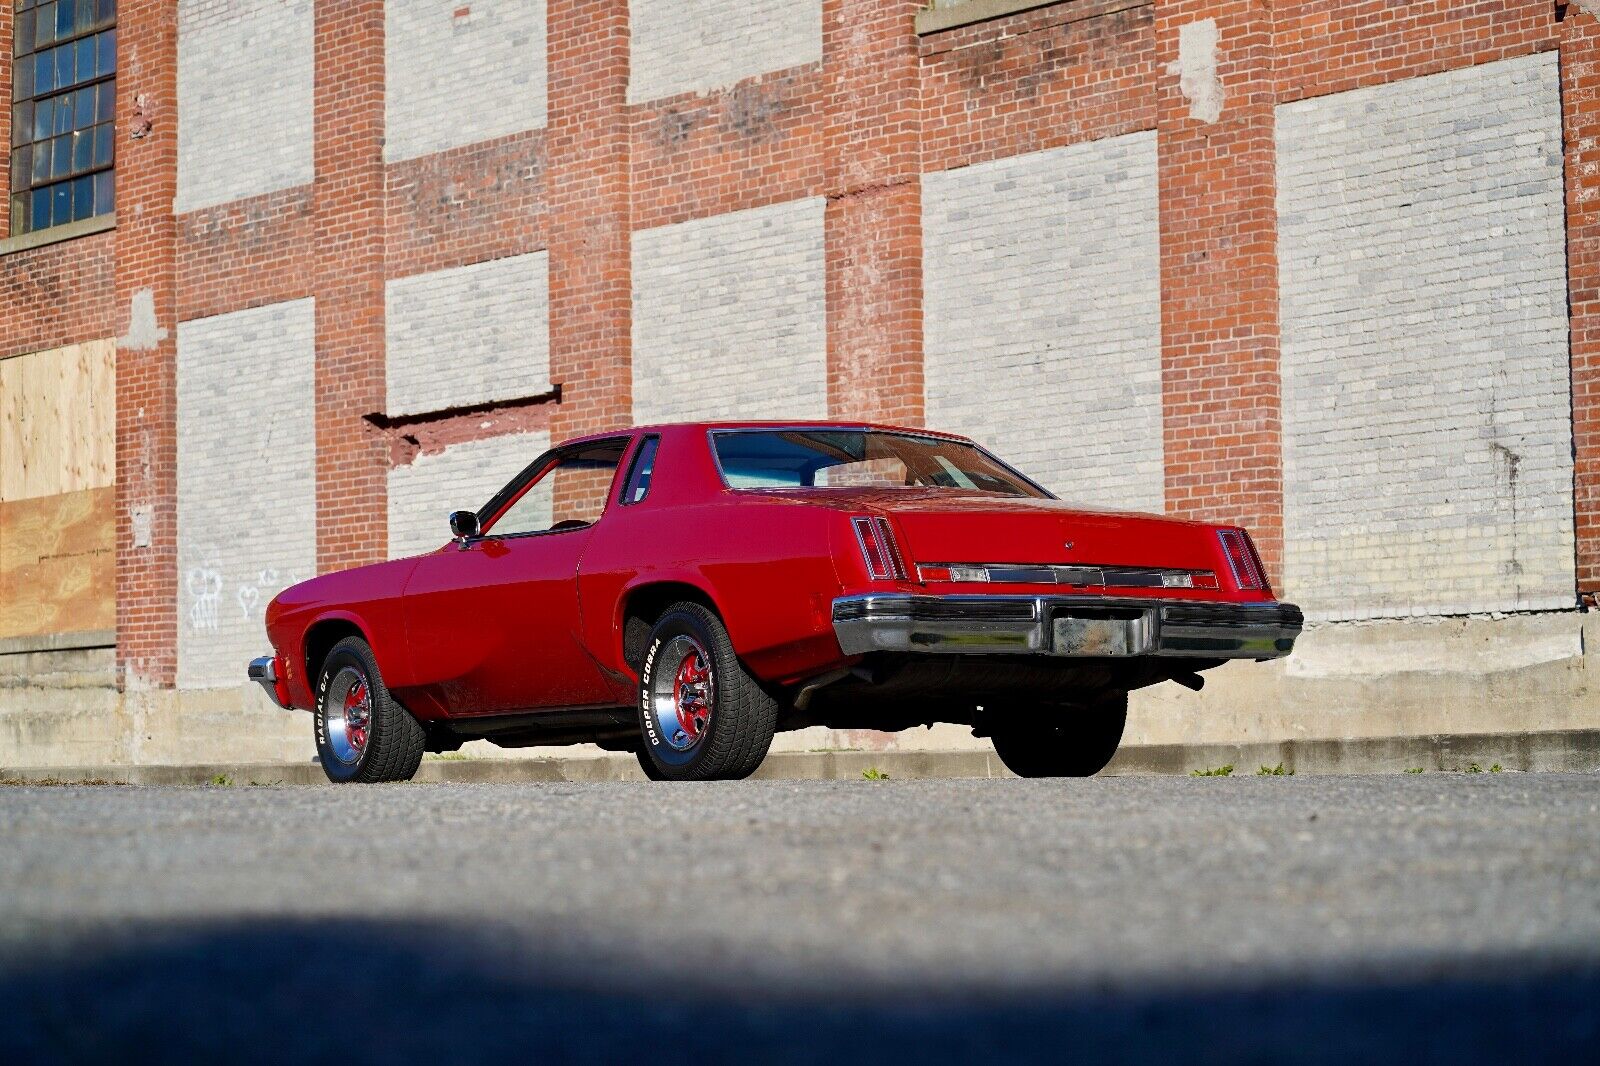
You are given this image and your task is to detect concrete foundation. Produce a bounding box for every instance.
[0,611,1593,770]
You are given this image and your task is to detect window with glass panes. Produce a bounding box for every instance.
[10,0,115,237]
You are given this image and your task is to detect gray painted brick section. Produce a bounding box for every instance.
[385,252,551,418]
[628,0,822,104]
[388,432,550,559]
[176,300,317,689]
[923,132,1164,510]
[632,197,828,423]
[176,0,314,213]
[385,0,547,163]
[1277,52,1574,622]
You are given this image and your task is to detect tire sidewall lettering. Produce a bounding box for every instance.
[639,637,663,749]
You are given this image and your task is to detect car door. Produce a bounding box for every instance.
[401,438,631,716]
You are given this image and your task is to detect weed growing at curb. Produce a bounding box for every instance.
[1192,765,1234,777]
[1257,763,1293,776]
[862,767,890,781]
[207,774,234,787]
[1405,767,1425,774]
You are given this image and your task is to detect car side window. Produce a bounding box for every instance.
[620,436,660,505]
[485,438,628,538]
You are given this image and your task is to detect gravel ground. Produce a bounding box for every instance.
[1,775,1597,1063]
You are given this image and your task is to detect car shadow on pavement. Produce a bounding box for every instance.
[1,920,1595,1065]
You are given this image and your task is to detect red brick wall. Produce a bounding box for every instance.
[1564,7,1600,598]
[0,0,1594,692]
[311,0,389,575]
[920,0,1158,174]
[1155,0,1284,580]
[113,0,180,688]
[823,0,925,425]
[546,0,633,442]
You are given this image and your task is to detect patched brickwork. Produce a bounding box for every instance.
[1279,54,1574,620]
[384,0,547,163]
[924,132,1163,508]
[628,0,822,104]
[387,430,550,559]
[385,251,551,417]
[175,0,315,213]
[175,299,316,688]
[632,197,827,423]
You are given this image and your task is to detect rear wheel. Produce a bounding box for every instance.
[988,694,1128,778]
[314,636,426,784]
[635,603,778,781]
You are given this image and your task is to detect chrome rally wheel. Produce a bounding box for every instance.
[323,666,373,767]
[649,635,714,753]
[314,636,426,784]
[635,603,778,781]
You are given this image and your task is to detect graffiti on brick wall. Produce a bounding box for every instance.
[185,559,303,633]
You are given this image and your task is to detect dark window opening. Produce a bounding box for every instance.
[620,436,660,505]
[10,0,116,237]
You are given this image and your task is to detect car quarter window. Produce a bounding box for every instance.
[485,438,629,538]
[619,435,660,505]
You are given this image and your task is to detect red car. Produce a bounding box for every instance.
[250,422,1301,783]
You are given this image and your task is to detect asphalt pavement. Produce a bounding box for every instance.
[1,775,1597,1063]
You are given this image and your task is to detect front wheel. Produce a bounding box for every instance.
[987,694,1128,778]
[314,636,426,783]
[635,603,778,781]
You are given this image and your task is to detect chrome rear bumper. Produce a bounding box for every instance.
[248,655,291,708]
[831,595,1302,660]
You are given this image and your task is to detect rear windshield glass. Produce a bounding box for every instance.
[710,430,1048,498]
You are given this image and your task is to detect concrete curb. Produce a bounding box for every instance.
[1,728,1596,785]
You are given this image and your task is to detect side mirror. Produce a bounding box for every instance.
[449,510,480,541]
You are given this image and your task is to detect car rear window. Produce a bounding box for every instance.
[710,430,1048,498]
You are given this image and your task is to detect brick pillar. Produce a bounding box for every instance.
[1154,0,1283,578]
[546,0,631,441]
[1564,9,1600,599]
[312,0,388,572]
[114,0,180,688]
[822,0,924,426]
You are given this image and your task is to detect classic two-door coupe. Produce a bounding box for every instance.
[249,422,1302,782]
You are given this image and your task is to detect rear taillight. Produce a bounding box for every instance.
[1217,529,1270,594]
[852,516,909,581]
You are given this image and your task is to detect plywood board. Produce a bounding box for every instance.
[0,338,116,504]
[0,486,116,640]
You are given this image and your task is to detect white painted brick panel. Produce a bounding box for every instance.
[176,0,314,212]
[923,132,1164,511]
[632,197,827,423]
[1277,52,1574,621]
[385,252,551,418]
[388,432,550,559]
[628,0,821,103]
[177,300,317,689]
[385,0,546,162]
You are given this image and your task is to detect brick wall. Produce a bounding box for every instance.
[1278,53,1573,620]
[175,299,316,689]
[627,0,822,104]
[0,0,1592,721]
[387,431,551,559]
[385,251,552,417]
[384,0,547,162]
[175,0,315,213]
[632,197,828,423]
[923,132,1163,508]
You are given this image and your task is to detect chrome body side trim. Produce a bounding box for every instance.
[831,594,1302,660]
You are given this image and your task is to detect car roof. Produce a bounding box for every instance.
[553,420,974,451]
